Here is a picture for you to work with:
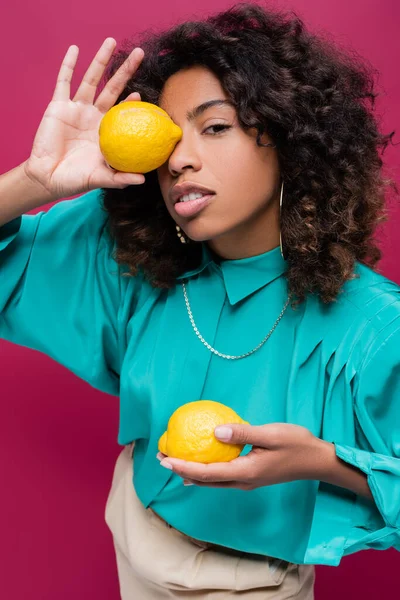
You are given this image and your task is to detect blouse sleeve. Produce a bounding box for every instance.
[304,312,400,565]
[334,317,400,556]
[0,188,134,396]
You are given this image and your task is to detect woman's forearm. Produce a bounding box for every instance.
[316,439,374,501]
[0,161,54,226]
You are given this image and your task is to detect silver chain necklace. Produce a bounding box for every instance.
[182,281,292,360]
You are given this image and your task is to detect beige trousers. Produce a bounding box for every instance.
[104,444,316,599]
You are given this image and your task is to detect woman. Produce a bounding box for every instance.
[0,3,399,598]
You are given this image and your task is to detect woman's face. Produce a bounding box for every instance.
[157,65,281,259]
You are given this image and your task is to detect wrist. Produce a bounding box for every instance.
[22,160,55,203]
[0,162,54,227]
[305,436,336,480]
[309,437,374,500]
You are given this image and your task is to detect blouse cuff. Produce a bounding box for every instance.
[334,442,400,528]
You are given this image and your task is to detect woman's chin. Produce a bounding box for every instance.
[182,224,223,244]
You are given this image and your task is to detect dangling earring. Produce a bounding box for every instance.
[176,224,189,244]
[279,181,287,260]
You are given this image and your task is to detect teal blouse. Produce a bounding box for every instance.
[1,188,400,566]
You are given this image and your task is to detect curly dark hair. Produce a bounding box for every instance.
[99,1,397,306]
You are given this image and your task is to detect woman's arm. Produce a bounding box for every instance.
[311,438,374,500]
[0,39,146,227]
[0,162,54,226]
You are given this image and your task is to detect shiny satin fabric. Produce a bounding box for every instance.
[1,188,400,566]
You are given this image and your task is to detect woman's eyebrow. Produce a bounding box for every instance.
[186,99,236,122]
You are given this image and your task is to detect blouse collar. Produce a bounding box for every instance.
[176,242,288,305]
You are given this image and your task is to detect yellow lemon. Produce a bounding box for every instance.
[99,101,182,173]
[158,400,249,463]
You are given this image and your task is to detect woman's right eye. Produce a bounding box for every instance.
[203,124,231,135]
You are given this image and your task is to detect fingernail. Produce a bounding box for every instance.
[156,452,163,461]
[160,460,173,470]
[183,481,194,486]
[214,426,232,441]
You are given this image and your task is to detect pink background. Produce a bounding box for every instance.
[0,1,398,598]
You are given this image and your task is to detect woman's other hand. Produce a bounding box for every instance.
[157,422,328,490]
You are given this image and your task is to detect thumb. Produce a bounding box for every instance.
[214,423,266,446]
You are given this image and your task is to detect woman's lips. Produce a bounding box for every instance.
[173,194,215,217]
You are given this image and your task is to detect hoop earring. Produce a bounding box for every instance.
[279,181,287,260]
[176,224,189,244]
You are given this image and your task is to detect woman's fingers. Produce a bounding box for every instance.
[120,92,142,103]
[52,40,144,109]
[159,455,250,482]
[99,158,145,184]
[52,45,80,102]
[182,479,242,489]
[95,46,144,113]
[72,37,117,105]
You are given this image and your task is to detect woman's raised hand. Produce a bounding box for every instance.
[24,38,146,200]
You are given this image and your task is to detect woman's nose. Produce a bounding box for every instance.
[167,135,201,176]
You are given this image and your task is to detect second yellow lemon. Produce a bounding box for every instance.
[99,101,183,173]
[158,400,249,463]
